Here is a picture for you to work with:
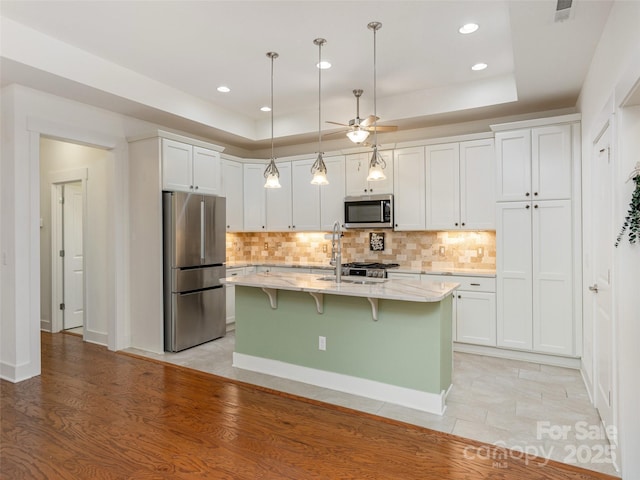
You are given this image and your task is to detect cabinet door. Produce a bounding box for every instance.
[393,147,425,230]
[162,139,193,192]
[426,143,460,230]
[460,139,495,230]
[496,201,533,350]
[221,159,243,231]
[345,153,369,195]
[495,129,531,202]
[532,200,574,355]
[320,156,346,230]
[243,163,267,231]
[455,291,496,346]
[192,146,221,195]
[266,162,292,231]
[292,159,321,231]
[532,125,572,200]
[345,151,393,195]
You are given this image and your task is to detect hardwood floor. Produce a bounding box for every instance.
[1,333,617,480]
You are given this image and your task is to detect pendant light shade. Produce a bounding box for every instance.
[367,21,386,181]
[264,51,281,189]
[310,38,329,185]
[366,146,387,181]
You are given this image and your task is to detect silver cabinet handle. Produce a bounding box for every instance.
[589,284,599,293]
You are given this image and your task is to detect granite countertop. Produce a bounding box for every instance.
[221,271,459,303]
[226,262,495,277]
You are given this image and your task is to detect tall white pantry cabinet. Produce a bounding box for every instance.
[492,116,581,357]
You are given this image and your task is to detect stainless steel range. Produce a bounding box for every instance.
[341,262,400,279]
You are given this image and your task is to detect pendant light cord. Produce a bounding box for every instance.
[318,40,323,151]
[270,52,275,161]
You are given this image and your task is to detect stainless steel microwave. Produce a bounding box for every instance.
[344,194,393,229]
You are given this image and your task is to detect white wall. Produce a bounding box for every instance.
[39,138,111,344]
[577,1,640,478]
[0,84,157,381]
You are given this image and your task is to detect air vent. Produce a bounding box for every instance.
[555,0,573,22]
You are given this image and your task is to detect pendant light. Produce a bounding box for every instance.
[264,51,281,189]
[366,21,386,182]
[310,38,329,185]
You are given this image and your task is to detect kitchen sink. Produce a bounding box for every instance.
[316,276,387,285]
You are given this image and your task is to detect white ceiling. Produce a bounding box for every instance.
[0,1,613,155]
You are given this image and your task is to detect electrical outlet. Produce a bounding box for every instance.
[264,242,268,250]
[318,336,326,351]
[477,247,484,256]
[439,246,446,256]
[322,244,327,253]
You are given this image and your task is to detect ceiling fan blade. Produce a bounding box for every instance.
[363,125,398,132]
[360,115,379,127]
[326,121,350,127]
[323,130,349,137]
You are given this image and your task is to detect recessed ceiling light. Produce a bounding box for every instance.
[260,106,271,112]
[472,62,488,71]
[459,23,479,34]
[217,86,231,93]
[316,61,331,69]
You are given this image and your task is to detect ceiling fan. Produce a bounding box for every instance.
[326,89,397,144]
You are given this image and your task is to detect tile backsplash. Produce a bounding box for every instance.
[226,230,495,271]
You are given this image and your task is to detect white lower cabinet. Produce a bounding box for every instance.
[496,200,575,355]
[225,267,246,325]
[422,274,496,347]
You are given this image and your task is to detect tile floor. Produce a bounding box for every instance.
[125,333,619,477]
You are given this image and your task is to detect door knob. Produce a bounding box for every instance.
[588,284,599,293]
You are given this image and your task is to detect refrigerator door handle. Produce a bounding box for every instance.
[200,199,205,262]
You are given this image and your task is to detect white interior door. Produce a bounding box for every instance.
[63,182,84,330]
[592,124,615,440]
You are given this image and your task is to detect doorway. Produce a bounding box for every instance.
[590,122,616,444]
[54,181,85,333]
[48,168,88,335]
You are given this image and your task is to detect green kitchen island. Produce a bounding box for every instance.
[221,272,459,415]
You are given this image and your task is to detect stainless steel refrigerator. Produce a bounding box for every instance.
[163,191,226,352]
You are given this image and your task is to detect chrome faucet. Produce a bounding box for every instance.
[329,220,342,283]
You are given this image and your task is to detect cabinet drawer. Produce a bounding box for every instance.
[226,268,245,277]
[421,274,495,292]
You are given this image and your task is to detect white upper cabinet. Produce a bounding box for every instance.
[265,162,292,231]
[496,124,571,202]
[345,151,393,195]
[393,147,426,230]
[291,160,320,231]
[425,143,460,230]
[320,156,346,230]
[532,125,572,200]
[460,138,496,230]
[162,138,221,194]
[425,139,495,231]
[243,163,267,231]
[221,159,243,232]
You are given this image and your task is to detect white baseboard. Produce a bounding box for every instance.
[453,343,581,369]
[84,329,107,346]
[40,318,52,332]
[233,352,448,415]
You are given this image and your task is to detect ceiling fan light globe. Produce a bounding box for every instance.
[347,129,370,144]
